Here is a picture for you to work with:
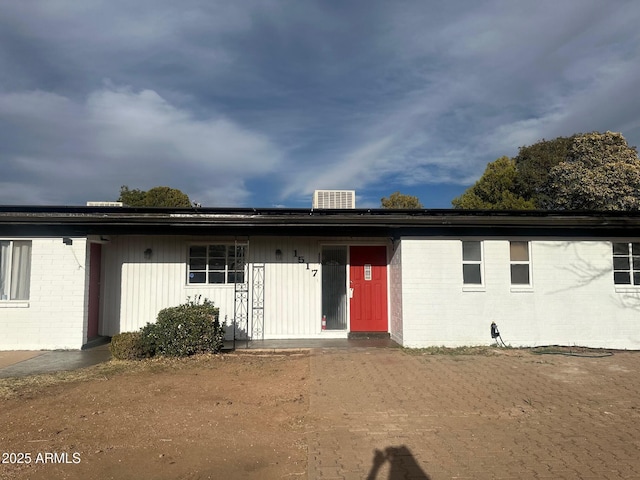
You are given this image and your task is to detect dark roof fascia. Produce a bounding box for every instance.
[2,206,640,238]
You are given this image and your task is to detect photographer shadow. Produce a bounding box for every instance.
[366,445,430,480]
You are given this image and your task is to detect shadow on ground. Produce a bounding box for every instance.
[366,445,430,479]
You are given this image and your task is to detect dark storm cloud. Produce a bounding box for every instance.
[0,0,638,207]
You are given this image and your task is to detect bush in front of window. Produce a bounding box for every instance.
[109,331,147,360]
[140,297,224,357]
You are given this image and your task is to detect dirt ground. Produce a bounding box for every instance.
[0,352,309,480]
[1,346,640,479]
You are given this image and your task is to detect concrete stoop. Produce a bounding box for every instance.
[347,331,391,340]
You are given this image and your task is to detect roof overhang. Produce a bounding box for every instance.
[2,206,640,238]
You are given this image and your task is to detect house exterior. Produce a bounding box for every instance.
[1,205,640,350]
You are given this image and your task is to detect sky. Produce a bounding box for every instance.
[1,1,639,209]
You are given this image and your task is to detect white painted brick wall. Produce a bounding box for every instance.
[399,238,640,349]
[0,238,88,350]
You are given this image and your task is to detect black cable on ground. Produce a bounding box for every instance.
[531,347,613,358]
[490,323,614,357]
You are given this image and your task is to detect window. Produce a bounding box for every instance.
[188,244,246,284]
[510,241,531,285]
[462,241,482,284]
[0,240,32,300]
[612,242,640,285]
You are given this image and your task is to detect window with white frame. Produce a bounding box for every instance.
[187,244,246,284]
[612,242,640,285]
[510,241,531,285]
[0,240,32,300]
[462,241,483,285]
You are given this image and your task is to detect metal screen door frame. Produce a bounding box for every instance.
[321,245,348,330]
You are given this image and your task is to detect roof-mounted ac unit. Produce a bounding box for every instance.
[312,190,356,209]
[86,201,124,207]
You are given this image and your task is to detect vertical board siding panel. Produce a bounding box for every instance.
[116,242,126,333]
[261,237,280,337]
[252,237,321,339]
[300,238,320,337]
[292,239,301,334]
[130,239,142,331]
[115,236,238,333]
[139,238,147,319]
[127,240,137,332]
[142,237,154,327]
[277,238,286,336]
[107,235,379,341]
[123,239,132,332]
[126,238,137,332]
[298,245,305,334]
[119,241,131,332]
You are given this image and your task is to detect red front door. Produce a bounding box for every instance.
[87,243,102,339]
[349,246,388,332]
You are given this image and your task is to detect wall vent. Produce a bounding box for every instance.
[312,190,356,209]
[86,201,124,207]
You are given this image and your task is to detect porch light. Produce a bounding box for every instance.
[144,248,153,260]
[275,249,282,260]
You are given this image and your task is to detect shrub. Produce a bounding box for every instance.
[140,297,224,357]
[110,331,146,360]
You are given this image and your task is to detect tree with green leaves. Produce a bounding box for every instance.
[117,186,146,206]
[451,157,535,209]
[118,185,192,207]
[381,191,423,209]
[453,131,640,211]
[540,131,640,210]
[513,135,575,206]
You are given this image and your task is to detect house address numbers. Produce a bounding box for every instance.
[293,250,318,277]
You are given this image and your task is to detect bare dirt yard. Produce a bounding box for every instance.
[0,352,309,480]
[2,346,640,480]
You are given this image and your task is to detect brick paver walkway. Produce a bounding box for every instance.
[306,348,640,479]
